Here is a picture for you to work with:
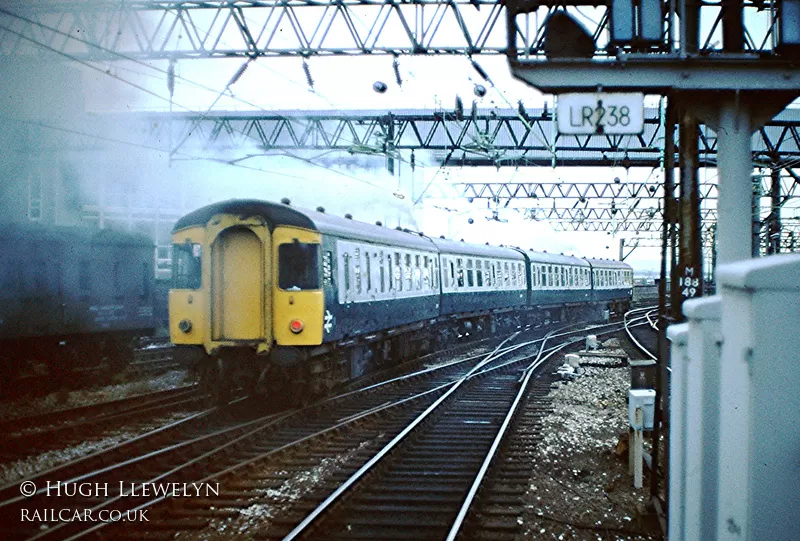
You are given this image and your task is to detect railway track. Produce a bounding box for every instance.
[624,306,660,361]
[0,319,638,541]
[0,386,205,461]
[277,328,577,541]
[0,324,556,540]
[130,343,179,374]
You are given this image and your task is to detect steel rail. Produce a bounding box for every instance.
[624,307,659,361]
[445,329,573,540]
[280,331,523,541]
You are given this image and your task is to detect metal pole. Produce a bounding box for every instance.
[768,167,781,254]
[677,103,703,313]
[721,0,744,53]
[711,224,718,291]
[654,97,676,511]
[716,98,753,264]
[752,177,762,257]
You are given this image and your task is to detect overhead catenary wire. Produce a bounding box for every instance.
[0,8,397,163]
[0,15,403,194]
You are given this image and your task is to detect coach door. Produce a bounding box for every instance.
[211,226,269,342]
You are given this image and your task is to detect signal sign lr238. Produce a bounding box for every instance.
[556,93,645,135]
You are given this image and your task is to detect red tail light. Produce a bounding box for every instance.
[289,319,304,334]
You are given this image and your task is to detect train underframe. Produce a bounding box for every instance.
[184,298,628,404]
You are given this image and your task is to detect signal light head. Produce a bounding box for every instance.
[289,319,305,334]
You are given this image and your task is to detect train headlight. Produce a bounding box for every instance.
[178,319,193,333]
[289,319,305,334]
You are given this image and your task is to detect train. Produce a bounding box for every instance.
[169,199,633,401]
[0,223,158,394]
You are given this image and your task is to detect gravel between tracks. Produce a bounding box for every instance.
[0,370,190,422]
[0,411,195,486]
[521,341,663,541]
[175,438,382,540]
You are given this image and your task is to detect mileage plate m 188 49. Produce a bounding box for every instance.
[556,93,644,135]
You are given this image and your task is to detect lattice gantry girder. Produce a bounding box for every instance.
[0,0,518,60]
[0,1,785,60]
[508,1,783,59]
[138,108,800,168]
[530,207,719,232]
[461,174,800,203]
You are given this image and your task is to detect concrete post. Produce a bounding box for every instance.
[715,99,753,264]
[683,296,722,541]
[667,323,688,541]
[716,255,800,540]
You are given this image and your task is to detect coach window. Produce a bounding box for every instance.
[445,259,452,289]
[353,248,362,295]
[465,259,474,287]
[343,253,351,293]
[456,258,465,287]
[388,253,394,291]
[475,260,484,287]
[414,255,422,290]
[404,254,412,291]
[392,253,401,291]
[365,252,373,293]
[378,252,386,293]
[172,243,201,290]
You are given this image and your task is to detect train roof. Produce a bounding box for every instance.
[583,258,633,270]
[174,199,436,251]
[307,209,437,251]
[173,200,316,232]
[0,222,152,246]
[429,237,527,260]
[526,251,590,266]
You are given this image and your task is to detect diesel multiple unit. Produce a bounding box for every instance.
[169,199,633,400]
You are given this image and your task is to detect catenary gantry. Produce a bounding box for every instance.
[134,108,800,168]
[0,0,787,60]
